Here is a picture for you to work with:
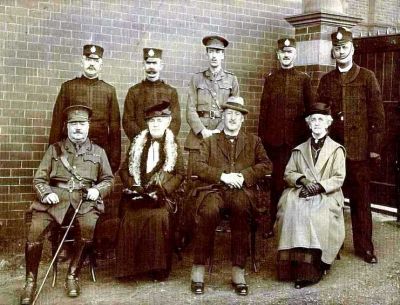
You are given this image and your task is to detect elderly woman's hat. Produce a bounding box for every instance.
[144,100,172,120]
[306,103,331,116]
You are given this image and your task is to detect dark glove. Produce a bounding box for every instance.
[298,177,312,187]
[299,187,311,198]
[305,183,325,196]
[145,184,165,202]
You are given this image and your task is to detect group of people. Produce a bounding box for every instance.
[20,25,385,304]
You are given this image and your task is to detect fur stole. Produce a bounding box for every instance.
[128,128,178,186]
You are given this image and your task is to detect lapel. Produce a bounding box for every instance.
[235,131,245,159]
[217,133,230,160]
[339,63,360,85]
[298,139,319,181]
[314,136,340,174]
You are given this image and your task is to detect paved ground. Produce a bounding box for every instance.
[1,208,400,305]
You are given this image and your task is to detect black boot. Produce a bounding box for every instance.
[20,242,43,305]
[65,240,91,297]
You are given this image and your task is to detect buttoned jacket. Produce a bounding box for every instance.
[49,76,121,173]
[185,69,239,150]
[31,139,114,224]
[317,63,385,160]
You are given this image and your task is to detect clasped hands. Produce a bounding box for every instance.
[298,177,324,198]
[43,188,100,204]
[221,172,244,189]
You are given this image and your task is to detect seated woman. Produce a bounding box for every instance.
[115,100,184,281]
[276,103,346,289]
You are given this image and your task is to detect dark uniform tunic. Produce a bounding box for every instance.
[258,68,313,228]
[192,132,272,268]
[122,79,181,140]
[29,139,114,242]
[49,76,121,173]
[317,63,385,255]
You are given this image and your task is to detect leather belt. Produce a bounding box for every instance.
[51,180,91,192]
[197,110,221,119]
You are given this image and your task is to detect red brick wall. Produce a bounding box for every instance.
[0,0,302,240]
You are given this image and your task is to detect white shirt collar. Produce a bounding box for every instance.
[338,62,353,73]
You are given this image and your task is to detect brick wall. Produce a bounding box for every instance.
[0,0,399,241]
[0,0,302,240]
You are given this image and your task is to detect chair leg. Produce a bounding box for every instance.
[251,225,258,273]
[52,262,57,287]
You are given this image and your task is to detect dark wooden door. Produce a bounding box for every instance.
[353,34,400,217]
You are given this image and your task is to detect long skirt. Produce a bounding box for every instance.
[277,248,329,283]
[115,206,172,278]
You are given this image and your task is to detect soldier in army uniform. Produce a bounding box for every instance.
[185,35,240,178]
[258,38,313,235]
[49,44,121,173]
[122,48,181,141]
[317,27,385,264]
[21,106,114,304]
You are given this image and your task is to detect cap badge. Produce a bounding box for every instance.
[148,49,155,57]
[336,32,343,40]
[284,39,290,46]
[90,46,96,53]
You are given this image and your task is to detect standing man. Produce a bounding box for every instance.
[190,96,272,295]
[49,44,121,173]
[258,38,313,234]
[317,27,385,263]
[122,48,181,141]
[21,105,114,304]
[185,35,240,178]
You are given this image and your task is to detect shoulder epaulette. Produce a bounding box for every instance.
[224,70,235,75]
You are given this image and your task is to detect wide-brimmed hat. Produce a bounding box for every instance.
[221,96,248,114]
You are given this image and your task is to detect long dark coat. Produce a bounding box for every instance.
[116,129,184,278]
[122,79,181,140]
[258,68,313,148]
[316,63,385,160]
[48,76,121,173]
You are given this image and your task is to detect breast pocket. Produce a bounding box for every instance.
[83,154,101,178]
[196,83,212,108]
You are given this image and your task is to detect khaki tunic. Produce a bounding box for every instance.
[184,69,239,150]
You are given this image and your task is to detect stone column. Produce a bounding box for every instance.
[285,0,362,91]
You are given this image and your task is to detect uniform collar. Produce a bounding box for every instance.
[65,138,91,154]
[143,79,163,85]
[80,75,100,84]
[205,68,226,80]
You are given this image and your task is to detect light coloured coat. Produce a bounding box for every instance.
[276,136,346,264]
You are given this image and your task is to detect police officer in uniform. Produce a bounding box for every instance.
[21,106,114,304]
[185,35,240,178]
[122,48,181,140]
[49,44,121,173]
[258,38,313,235]
[317,27,385,264]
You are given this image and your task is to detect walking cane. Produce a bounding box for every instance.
[31,193,86,305]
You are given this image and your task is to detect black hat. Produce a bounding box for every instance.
[221,96,248,114]
[64,105,92,123]
[202,35,229,49]
[144,100,172,120]
[305,103,331,116]
[277,38,296,50]
[83,44,104,59]
[331,27,353,46]
[143,48,162,61]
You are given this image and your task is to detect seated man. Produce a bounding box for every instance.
[190,96,272,296]
[276,103,346,289]
[115,100,184,281]
[21,105,114,305]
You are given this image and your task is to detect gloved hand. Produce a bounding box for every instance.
[299,187,311,198]
[305,183,325,196]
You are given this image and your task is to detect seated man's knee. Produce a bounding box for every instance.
[198,195,221,222]
[230,191,251,216]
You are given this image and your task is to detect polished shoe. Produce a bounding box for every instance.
[231,282,248,296]
[294,280,312,289]
[20,278,36,305]
[363,251,378,264]
[190,281,204,294]
[65,274,80,297]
